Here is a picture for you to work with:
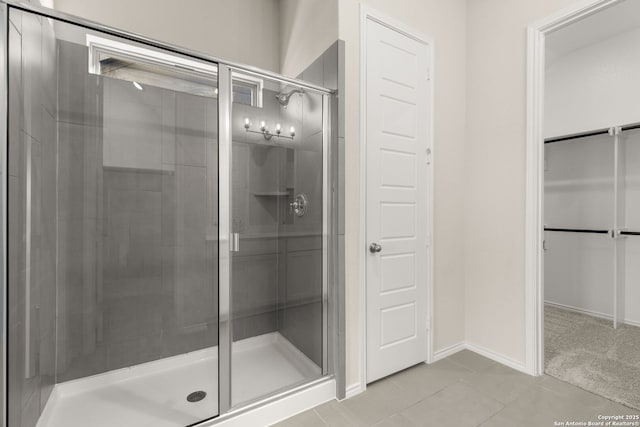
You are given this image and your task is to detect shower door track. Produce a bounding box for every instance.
[0,1,339,426]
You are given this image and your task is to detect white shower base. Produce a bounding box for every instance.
[37,332,321,427]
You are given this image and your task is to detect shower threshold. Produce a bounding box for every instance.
[37,332,321,427]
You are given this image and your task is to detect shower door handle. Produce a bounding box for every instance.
[369,243,382,253]
[230,233,240,252]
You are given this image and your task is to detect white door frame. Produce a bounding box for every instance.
[359,5,435,394]
[525,0,625,376]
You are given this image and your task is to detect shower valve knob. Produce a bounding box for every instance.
[289,193,308,217]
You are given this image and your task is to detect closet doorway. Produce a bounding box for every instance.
[541,0,640,411]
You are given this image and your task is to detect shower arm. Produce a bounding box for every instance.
[275,88,305,107]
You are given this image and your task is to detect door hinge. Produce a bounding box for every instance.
[426,234,432,247]
[426,316,432,330]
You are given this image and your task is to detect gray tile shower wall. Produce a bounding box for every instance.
[7,9,58,427]
[274,42,343,368]
[55,40,220,382]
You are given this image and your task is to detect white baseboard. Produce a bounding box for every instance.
[432,342,466,362]
[344,382,364,399]
[431,340,529,375]
[545,301,640,327]
[625,318,640,328]
[429,304,640,379]
[465,342,530,375]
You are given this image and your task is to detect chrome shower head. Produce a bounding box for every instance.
[275,88,305,108]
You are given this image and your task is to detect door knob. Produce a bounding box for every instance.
[369,243,382,253]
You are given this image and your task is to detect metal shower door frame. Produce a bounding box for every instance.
[216,63,334,417]
[1,3,8,426]
[0,1,338,426]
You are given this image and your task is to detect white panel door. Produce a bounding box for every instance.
[365,18,431,383]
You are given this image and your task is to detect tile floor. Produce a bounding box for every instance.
[275,350,640,427]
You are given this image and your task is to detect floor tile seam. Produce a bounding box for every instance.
[388,368,459,394]
[382,378,440,417]
[457,372,539,406]
[442,356,494,374]
[311,406,332,427]
[393,376,474,409]
[399,379,507,418]
[476,405,510,427]
[400,386,506,427]
[328,396,379,426]
[473,401,508,427]
[371,413,414,427]
[393,381,458,416]
[452,378,508,409]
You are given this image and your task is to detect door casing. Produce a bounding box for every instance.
[525,0,628,378]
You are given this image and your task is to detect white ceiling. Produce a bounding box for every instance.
[546,0,640,64]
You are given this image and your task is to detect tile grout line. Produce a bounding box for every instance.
[476,405,509,427]
[444,355,497,374]
[393,378,467,414]
[393,379,507,427]
[312,406,331,427]
[474,406,507,427]
[387,374,462,408]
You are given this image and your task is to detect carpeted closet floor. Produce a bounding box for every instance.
[545,304,640,410]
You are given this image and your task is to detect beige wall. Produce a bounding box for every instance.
[464,0,578,365]
[53,0,342,79]
[280,0,339,77]
[53,0,282,72]
[339,0,468,388]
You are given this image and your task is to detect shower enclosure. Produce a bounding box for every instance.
[1,2,336,426]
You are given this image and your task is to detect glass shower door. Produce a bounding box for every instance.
[226,72,326,408]
[7,8,219,426]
